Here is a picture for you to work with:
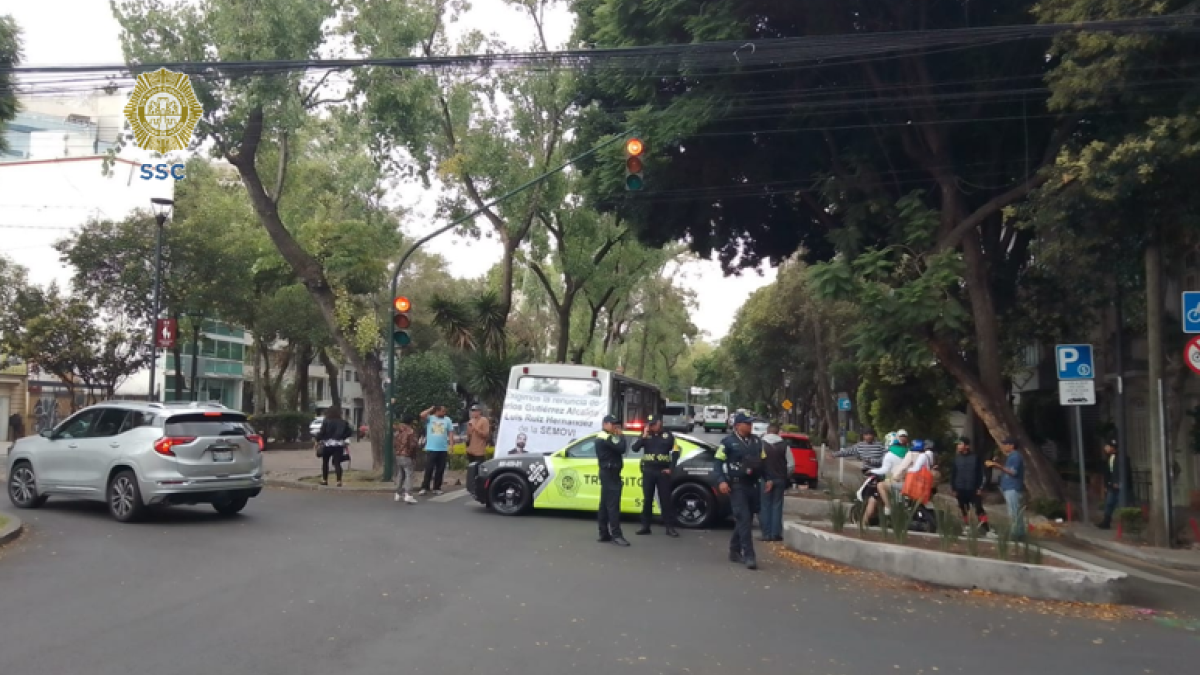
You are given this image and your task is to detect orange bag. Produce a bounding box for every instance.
[902,467,933,504]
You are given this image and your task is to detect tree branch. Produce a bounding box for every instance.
[528,261,563,311]
[935,117,1078,252]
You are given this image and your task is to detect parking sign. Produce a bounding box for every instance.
[1055,344,1094,380]
[1184,292,1200,334]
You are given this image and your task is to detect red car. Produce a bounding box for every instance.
[780,432,818,489]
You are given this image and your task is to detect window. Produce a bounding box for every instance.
[353,371,360,382]
[345,370,352,382]
[565,438,597,459]
[315,379,325,401]
[53,409,101,440]
[202,338,216,357]
[118,411,157,434]
[230,343,244,361]
[92,408,131,438]
[517,376,602,397]
[165,412,251,437]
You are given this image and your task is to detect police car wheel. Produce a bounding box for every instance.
[672,483,716,529]
[487,473,531,516]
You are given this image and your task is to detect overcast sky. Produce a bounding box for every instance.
[0,0,776,341]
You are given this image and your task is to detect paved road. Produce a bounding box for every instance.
[2,482,1197,675]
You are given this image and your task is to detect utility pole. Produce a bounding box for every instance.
[1114,281,1130,507]
[1145,230,1171,547]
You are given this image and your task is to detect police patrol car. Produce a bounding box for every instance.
[467,430,730,528]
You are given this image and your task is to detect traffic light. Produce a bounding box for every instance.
[392,296,412,347]
[624,137,644,191]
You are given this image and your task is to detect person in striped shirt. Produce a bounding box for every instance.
[834,429,886,469]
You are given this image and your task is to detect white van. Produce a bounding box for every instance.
[702,405,728,432]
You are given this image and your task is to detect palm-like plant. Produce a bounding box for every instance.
[430,290,525,413]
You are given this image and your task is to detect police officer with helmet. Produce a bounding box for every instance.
[633,414,680,538]
[596,415,630,546]
[715,413,766,569]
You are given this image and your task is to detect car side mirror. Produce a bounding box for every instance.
[39,429,52,438]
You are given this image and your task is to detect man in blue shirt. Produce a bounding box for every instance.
[987,438,1026,540]
[419,405,456,496]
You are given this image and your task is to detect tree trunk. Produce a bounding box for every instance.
[296,342,312,413]
[929,337,1063,501]
[1145,238,1169,546]
[318,347,341,409]
[172,311,186,399]
[189,321,201,402]
[810,316,840,452]
[252,337,266,415]
[227,107,387,470]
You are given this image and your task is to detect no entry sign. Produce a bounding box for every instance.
[1186,335,1200,375]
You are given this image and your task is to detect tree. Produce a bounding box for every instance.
[0,283,149,409]
[351,0,574,334]
[430,290,524,415]
[112,0,403,471]
[571,0,1086,499]
[0,15,20,155]
[390,351,460,424]
[1025,0,1200,543]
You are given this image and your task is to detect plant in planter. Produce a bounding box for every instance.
[1114,507,1145,538]
[829,499,848,533]
[935,506,960,551]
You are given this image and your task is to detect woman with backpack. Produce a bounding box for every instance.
[316,406,354,487]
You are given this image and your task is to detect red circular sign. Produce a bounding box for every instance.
[1186,335,1200,375]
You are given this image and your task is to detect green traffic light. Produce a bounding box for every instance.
[625,175,644,191]
[393,331,412,346]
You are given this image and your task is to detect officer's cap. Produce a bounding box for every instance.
[734,413,753,425]
[602,415,619,424]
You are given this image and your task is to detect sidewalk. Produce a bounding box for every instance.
[1060,523,1200,572]
[262,443,467,491]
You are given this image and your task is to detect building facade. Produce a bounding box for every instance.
[161,319,251,409]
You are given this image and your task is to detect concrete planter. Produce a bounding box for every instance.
[783,522,1127,604]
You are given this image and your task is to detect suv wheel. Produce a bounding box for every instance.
[108,470,146,523]
[8,462,48,509]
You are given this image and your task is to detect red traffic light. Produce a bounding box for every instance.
[393,296,411,312]
[625,138,644,156]
[394,313,411,330]
[626,156,644,173]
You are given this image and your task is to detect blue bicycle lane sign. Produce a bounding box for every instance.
[1183,291,1200,334]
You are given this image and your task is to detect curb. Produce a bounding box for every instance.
[1061,529,1200,572]
[265,477,396,493]
[0,513,25,547]
[783,521,1127,604]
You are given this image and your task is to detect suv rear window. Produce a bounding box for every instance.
[664,405,686,415]
[788,438,814,450]
[166,413,252,437]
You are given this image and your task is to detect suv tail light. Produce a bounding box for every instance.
[246,434,264,451]
[626,421,644,430]
[154,436,196,456]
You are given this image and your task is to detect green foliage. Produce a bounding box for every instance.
[1029,498,1067,521]
[965,514,981,557]
[888,496,914,545]
[0,15,20,155]
[249,411,311,444]
[829,499,848,534]
[995,522,1012,561]
[390,352,460,424]
[1115,507,1146,535]
[935,506,961,552]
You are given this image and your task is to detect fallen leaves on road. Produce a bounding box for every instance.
[771,545,1170,624]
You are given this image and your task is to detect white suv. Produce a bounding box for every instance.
[7,400,264,522]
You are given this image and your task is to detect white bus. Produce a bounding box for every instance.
[703,405,729,432]
[495,364,663,456]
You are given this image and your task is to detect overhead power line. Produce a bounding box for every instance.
[5,14,1198,84]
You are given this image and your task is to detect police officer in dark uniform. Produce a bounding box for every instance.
[715,413,766,569]
[596,415,630,546]
[633,414,680,538]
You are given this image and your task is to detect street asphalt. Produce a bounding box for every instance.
[3,429,1199,673]
[2,483,1198,675]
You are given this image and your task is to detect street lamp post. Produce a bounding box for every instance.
[148,197,174,403]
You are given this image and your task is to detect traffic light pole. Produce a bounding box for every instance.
[382,131,632,480]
